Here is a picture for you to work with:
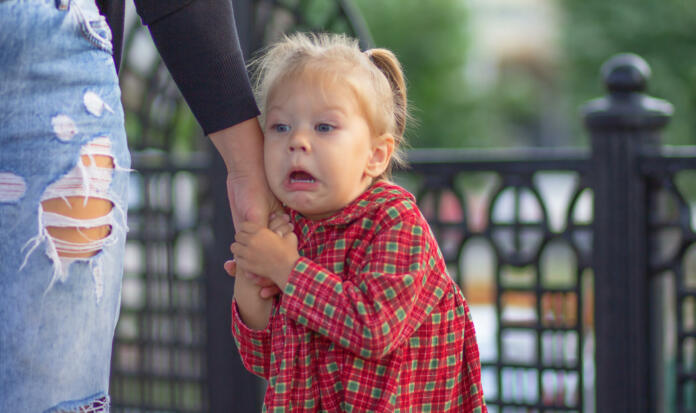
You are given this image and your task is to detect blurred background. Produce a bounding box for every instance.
[110,0,696,412]
[356,0,696,149]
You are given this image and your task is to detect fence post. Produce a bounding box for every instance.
[583,53,672,411]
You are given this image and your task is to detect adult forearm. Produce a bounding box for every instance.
[209,118,278,228]
[209,118,264,175]
[143,0,259,134]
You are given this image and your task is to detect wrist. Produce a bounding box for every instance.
[209,118,264,173]
[274,254,300,291]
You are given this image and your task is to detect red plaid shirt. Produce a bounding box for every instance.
[231,181,486,412]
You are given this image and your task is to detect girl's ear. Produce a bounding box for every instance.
[365,133,395,178]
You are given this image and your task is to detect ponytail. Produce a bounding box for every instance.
[365,48,409,175]
[365,49,408,138]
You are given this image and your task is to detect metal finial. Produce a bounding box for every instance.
[601,53,651,93]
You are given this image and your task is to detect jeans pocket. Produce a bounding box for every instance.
[72,3,113,54]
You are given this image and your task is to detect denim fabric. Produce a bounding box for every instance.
[0,0,129,411]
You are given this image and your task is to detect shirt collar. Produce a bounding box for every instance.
[289,180,415,229]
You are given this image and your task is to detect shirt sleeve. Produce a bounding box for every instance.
[280,210,448,360]
[230,299,272,379]
[134,0,259,135]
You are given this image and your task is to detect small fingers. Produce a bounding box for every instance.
[223,259,236,277]
[273,224,294,237]
[255,276,275,288]
[284,232,299,243]
[260,285,282,298]
[234,259,260,282]
[238,220,262,234]
[246,271,261,282]
[233,231,249,245]
[230,242,244,258]
[269,214,291,232]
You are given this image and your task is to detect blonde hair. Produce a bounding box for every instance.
[250,32,409,177]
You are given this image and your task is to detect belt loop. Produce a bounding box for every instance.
[56,0,69,11]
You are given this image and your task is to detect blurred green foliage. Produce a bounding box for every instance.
[123,0,696,150]
[353,0,512,148]
[561,0,696,146]
[354,0,696,148]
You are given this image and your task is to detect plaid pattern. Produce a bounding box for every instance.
[232,181,486,412]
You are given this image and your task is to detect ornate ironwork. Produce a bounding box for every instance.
[399,150,593,412]
[643,152,696,413]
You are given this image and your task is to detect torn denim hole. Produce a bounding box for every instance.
[44,393,109,413]
[52,114,79,141]
[0,172,27,202]
[43,137,115,202]
[40,210,116,302]
[21,137,128,303]
[83,90,114,118]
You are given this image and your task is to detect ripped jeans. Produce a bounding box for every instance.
[0,0,129,411]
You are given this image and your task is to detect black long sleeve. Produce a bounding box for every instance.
[100,0,260,135]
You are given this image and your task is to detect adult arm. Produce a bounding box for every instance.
[135,0,282,297]
[134,0,278,222]
[134,0,258,134]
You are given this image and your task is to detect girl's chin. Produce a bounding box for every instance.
[287,203,335,220]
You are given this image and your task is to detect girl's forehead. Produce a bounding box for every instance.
[268,71,361,105]
[264,64,377,126]
[274,61,369,91]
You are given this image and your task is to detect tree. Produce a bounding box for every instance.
[561,0,696,145]
[354,0,507,148]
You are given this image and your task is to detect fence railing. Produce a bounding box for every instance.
[400,147,592,412]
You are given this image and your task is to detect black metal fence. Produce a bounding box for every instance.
[400,147,593,412]
[109,2,696,412]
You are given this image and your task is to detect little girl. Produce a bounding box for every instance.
[229,33,486,412]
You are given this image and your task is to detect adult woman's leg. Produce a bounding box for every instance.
[0,1,129,411]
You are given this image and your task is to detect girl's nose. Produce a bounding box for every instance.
[288,132,310,152]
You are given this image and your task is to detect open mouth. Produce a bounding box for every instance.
[290,170,316,183]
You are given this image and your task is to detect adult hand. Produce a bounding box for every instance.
[209,118,279,223]
[210,118,283,298]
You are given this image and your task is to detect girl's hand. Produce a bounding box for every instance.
[269,212,293,238]
[224,259,282,298]
[230,221,299,290]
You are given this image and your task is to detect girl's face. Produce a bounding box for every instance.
[263,73,388,220]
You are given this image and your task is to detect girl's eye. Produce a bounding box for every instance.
[315,123,334,133]
[272,124,290,133]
